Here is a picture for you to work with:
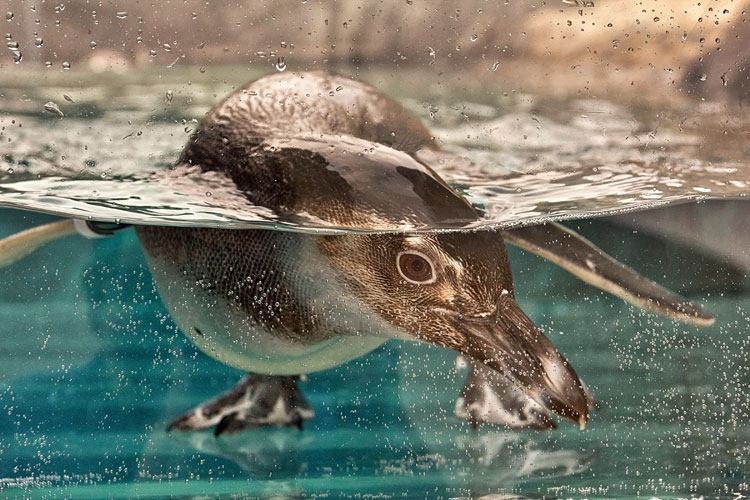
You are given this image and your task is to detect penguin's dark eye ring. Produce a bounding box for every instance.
[396,251,436,285]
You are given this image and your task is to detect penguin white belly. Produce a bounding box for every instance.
[147,264,386,375]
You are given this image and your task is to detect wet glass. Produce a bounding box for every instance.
[1,2,748,499]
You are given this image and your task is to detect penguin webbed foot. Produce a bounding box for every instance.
[454,356,597,431]
[454,356,556,430]
[167,373,314,436]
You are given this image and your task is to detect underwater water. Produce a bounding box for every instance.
[0,206,749,500]
[1,69,749,500]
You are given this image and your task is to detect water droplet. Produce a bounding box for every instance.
[34,36,43,47]
[43,101,64,117]
[335,85,343,92]
[205,191,212,197]
[653,16,660,22]
[162,43,172,52]
[7,168,14,174]
[275,56,286,71]
[191,12,197,19]
[165,89,173,104]
[63,93,74,103]
[62,61,71,70]
[5,12,13,22]
[492,61,500,71]
[90,40,97,49]
[11,50,21,63]
[699,73,707,81]
[406,0,413,4]
[115,11,128,19]
[280,41,287,48]
[721,73,728,86]
[199,67,206,74]
[136,36,143,43]
[682,32,687,41]
[44,60,52,68]
[149,49,157,56]
[6,40,19,49]
[470,34,478,42]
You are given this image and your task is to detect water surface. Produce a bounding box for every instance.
[1,69,748,232]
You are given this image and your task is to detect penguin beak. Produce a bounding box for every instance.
[448,293,590,428]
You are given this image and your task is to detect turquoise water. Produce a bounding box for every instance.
[1,207,748,499]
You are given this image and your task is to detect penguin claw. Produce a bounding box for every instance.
[166,373,314,435]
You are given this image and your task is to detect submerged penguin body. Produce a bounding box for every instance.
[130,72,713,432]
[136,71,482,374]
[137,227,389,374]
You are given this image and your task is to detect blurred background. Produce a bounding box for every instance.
[2,0,748,102]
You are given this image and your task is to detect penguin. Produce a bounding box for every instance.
[0,71,714,435]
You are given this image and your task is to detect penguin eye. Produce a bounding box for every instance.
[397,251,435,284]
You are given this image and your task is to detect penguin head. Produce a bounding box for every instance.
[319,230,590,427]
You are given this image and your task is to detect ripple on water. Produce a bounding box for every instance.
[0,84,748,233]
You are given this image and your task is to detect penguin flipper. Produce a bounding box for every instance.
[0,219,77,267]
[502,222,715,326]
[0,219,129,268]
[167,373,314,436]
